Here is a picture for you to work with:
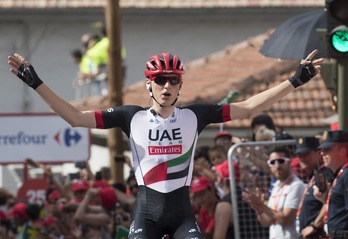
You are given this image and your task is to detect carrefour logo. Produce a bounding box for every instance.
[54,128,82,147]
[0,131,47,145]
[0,128,82,147]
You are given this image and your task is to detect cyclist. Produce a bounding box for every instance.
[8,50,323,239]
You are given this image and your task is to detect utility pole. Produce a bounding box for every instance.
[105,0,125,183]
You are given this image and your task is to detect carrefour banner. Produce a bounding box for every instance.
[0,113,90,164]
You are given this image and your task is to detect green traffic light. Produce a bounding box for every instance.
[330,25,348,53]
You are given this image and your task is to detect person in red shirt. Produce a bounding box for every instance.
[190,177,219,238]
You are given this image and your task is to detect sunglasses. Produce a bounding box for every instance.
[153,76,181,86]
[267,157,290,166]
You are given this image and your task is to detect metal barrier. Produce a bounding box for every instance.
[73,74,108,100]
[227,139,296,239]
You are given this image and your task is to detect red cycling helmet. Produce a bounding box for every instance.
[144,53,184,79]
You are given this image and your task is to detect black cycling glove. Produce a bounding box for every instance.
[17,64,43,90]
[288,63,316,88]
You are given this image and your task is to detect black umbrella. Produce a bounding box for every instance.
[260,9,327,60]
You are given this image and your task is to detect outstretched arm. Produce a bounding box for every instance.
[229,50,324,120]
[8,53,96,128]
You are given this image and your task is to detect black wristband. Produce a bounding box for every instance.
[17,64,43,90]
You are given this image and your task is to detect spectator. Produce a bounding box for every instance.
[245,164,270,197]
[8,202,27,234]
[126,174,138,197]
[0,209,11,239]
[314,130,348,239]
[194,145,211,166]
[295,136,333,239]
[87,22,127,84]
[213,160,268,239]
[214,132,234,154]
[70,179,90,203]
[100,167,112,184]
[93,180,110,189]
[250,113,277,141]
[275,131,309,183]
[242,146,305,239]
[209,145,228,167]
[0,189,11,215]
[70,48,97,82]
[191,177,219,239]
[195,146,229,197]
[16,203,42,239]
[81,32,100,53]
[73,187,118,238]
[193,145,214,179]
[114,203,132,238]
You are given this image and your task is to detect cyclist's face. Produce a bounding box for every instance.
[148,74,182,107]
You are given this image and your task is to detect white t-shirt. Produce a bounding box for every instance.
[267,174,305,239]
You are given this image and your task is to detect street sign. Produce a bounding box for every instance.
[0,113,90,164]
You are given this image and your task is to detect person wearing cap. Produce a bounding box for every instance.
[8,202,27,232]
[213,132,241,162]
[313,130,348,239]
[8,50,323,239]
[295,137,333,239]
[243,146,305,239]
[214,132,234,154]
[70,179,90,203]
[190,176,219,238]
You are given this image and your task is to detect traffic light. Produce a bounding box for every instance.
[326,0,348,58]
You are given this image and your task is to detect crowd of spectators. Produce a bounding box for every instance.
[0,161,136,239]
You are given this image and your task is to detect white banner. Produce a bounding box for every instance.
[0,113,90,164]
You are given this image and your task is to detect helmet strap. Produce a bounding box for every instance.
[151,93,179,107]
[148,81,180,107]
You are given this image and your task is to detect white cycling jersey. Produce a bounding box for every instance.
[95,104,230,193]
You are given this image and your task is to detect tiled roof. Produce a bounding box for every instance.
[70,31,335,129]
[0,0,324,9]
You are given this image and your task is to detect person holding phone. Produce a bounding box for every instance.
[8,50,323,239]
[295,137,333,239]
[314,130,348,239]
